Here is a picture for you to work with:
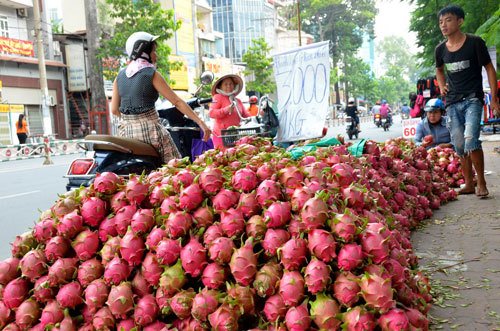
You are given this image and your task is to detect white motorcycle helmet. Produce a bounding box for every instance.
[125,32,159,62]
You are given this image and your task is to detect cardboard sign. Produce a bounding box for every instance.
[402,118,421,138]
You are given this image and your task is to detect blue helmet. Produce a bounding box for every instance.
[424,98,444,112]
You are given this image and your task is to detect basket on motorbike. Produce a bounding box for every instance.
[221,126,266,147]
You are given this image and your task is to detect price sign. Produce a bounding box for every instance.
[273,41,330,142]
[402,118,421,138]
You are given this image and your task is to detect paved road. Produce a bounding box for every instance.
[0,154,79,259]
[325,114,403,142]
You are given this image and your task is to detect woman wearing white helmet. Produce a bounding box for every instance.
[111,31,211,163]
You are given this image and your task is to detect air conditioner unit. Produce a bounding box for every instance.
[16,8,28,18]
[47,96,56,106]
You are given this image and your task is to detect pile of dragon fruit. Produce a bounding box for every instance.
[0,136,461,331]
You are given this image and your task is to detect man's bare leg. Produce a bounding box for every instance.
[470,149,488,197]
[459,154,475,194]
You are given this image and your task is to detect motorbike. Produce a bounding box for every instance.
[64,71,215,191]
[401,112,410,120]
[345,116,360,140]
[381,114,392,131]
[374,113,381,127]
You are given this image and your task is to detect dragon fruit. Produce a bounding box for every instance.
[130,208,155,235]
[0,301,11,329]
[227,283,256,315]
[307,229,337,262]
[203,223,224,246]
[279,271,305,307]
[33,276,55,303]
[58,310,77,330]
[96,216,117,242]
[208,236,235,264]
[405,307,429,330]
[120,227,145,267]
[110,190,128,212]
[256,179,282,207]
[202,263,227,290]
[72,228,99,261]
[230,239,258,286]
[11,232,37,258]
[337,243,364,271]
[279,237,308,271]
[107,282,134,319]
[166,211,193,239]
[3,277,30,309]
[245,215,267,241]
[116,318,136,331]
[84,278,109,314]
[156,238,182,265]
[331,213,358,242]
[141,252,163,287]
[291,187,314,212]
[103,256,131,286]
[359,273,395,313]
[310,293,341,330]
[220,208,246,237]
[149,183,169,206]
[304,258,330,294]
[134,293,159,326]
[208,304,239,331]
[46,257,79,287]
[159,259,187,296]
[77,258,104,287]
[170,289,196,319]
[263,294,287,322]
[145,227,167,251]
[179,183,204,211]
[15,298,40,330]
[80,196,107,227]
[333,271,361,307]
[300,195,329,229]
[193,204,214,228]
[180,236,207,277]
[212,188,240,212]
[93,171,122,194]
[40,300,64,327]
[124,174,149,205]
[93,306,115,330]
[172,169,196,190]
[56,281,83,308]
[278,165,304,191]
[253,261,282,297]
[238,191,261,218]
[0,258,20,285]
[378,308,410,331]
[342,306,376,331]
[264,201,292,228]
[361,230,390,264]
[285,301,311,331]
[114,205,138,236]
[232,168,259,192]
[199,166,224,194]
[159,195,179,215]
[100,236,121,266]
[131,270,152,297]
[44,236,70,262]
[32,217,56,244]
[192,288,219,321]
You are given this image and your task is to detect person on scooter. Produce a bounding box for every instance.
[401,103,411,119]
[111,31,211,163]
[209,74,252,149]
[247,95,259,117]
[345,97,361,132]
[415,98,452,149]
[380,100,392,125]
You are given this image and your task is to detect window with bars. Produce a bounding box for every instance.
[0,16,9,37]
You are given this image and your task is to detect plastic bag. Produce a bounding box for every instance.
[262,104,279,129]
[191,132,214,161]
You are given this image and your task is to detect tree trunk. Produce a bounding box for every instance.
[84,0,108,134]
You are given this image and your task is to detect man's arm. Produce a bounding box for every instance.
[436,66,448,96]
[484,62,499,117]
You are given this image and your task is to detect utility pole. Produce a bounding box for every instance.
[297,0,302,46]
[33,0,53,136]
[84,0,107,133]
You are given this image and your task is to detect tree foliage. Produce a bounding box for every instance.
[476,7,500,47]
[409,0,499,68]
[99,0,181,81]
[242,38,276,95]
[340,55,375,102]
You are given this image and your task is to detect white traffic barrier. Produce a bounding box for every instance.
[0,139,84,162]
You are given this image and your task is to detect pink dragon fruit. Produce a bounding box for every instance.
[333,271,361,307]
[110,190,128,212]
[56,210,83,240]
[15,298,40,330]
[291,187,314,212]
[378,308,410,331]
[124,174,149,205]
[264,201,292,228]
[144,320,168,330]
[170,289,196,319]
[300,196,329,229]
[77,258,104,287]
[246,215,267,241]
[0,301,12,329]
[46,257,79,286]
[134,294,159,326]
[253,261,282,298]
[310,293,341,330]
[141,252,163,287]
[0,258,20,285]
[156,238,182,265]
[180,236,207,277]
[230,238,258,286]
[278,165,304,191]
[193,204,214,228]
[130,208,155,235]
[307,229,337,263]
[159,259,187,296]
[279,271,305,307]
[179,183,204,211]
[3,278,30,309]
[172,169,195,190]
[32,217,56,243]
[232,168,259,192]
[359,273,395,313]
[208,236,235,264]
[97,216,117,242]
[166,210,193,239]
[72,228,99,261]
[145,227,167,251]
[202,263,227,290]
[120,227,145,267]
[131,270,152,297]
[285,301,311,331]
[58,310,77,330]
[405,307,429,330]
[279,237,308,271]
[45,236,70,262]
[93,171,122,194]
[107,282,134,319]
[51,191,78,220]
[114,204,138,236]
[40,300,64,327]
[337,243,364,271]
[103,256,131,286]
[149,183,169,206]
[100,236,121,266]
[342,185,366,209]
[304,258,331,294]
[81,196,107,227]
[288,215,307,238]
[220,208,246,237]
[262,228,290,257]
[212,188,240,212]
[56,281,83,308]
[159,195,179,214]
[192,288,219,321]
[256,179,283,207]
[92,306,115,330]
[11,232,37,258]
[33,276,54,303]
[238,191,261,218]
[342,306,376,331]
[361,230,390,264]
[208,304,239,331]
[203,223,224,246]
[199,166,224,194]
[256,163,275,181]
[116,318,136,331]
[84,278,109,314]
[19,249,47,281]
[263,294,287,322]
[331,213,358,242]
[227,283,256,315]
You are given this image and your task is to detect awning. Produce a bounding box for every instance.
[0,54,66,67]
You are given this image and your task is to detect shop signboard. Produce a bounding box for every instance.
[65,44,88,92]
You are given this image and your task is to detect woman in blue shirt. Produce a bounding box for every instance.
[415,98,452,149]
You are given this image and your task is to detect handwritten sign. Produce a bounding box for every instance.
[402,118,421,138]
[273,41,330,142]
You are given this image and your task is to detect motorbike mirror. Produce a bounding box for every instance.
[200,71,214,85]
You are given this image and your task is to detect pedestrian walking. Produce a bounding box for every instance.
[15,114,29,144]
[435,4,499,197]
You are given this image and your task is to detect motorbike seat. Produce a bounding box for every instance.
[84,134,159,157]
